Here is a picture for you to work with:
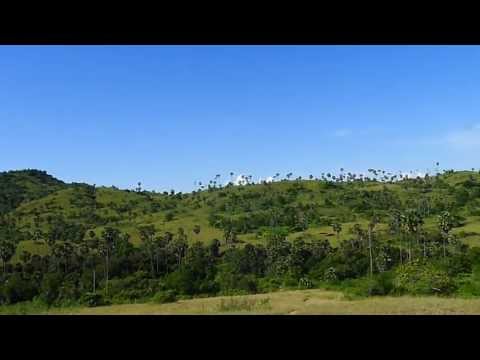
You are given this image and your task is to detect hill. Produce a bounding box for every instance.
[0,169,67,215]
[4,168,480,311]
[7,168,480,254]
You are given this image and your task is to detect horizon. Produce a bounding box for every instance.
[3,166,477,194]
[2,45,480,192]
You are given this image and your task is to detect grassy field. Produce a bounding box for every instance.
[8,289,480,315]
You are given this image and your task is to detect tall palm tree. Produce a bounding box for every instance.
[403,209,423,262]
[438,211,454,258]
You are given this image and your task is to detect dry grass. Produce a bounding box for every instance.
[45,289,480,315]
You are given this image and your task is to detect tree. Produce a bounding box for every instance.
[167,228,188,268]
[0,217,20,273]
[402,209,423,262]
[367,215,379,278]
[100,227,120,295]
[138,225,157,277]
[438,211,454,258]
[86,233,100,294]
[193,225,201,239]
[331,223,342,242]
[389,210,403,263]
[0,239,16,274]
[20,250,32,265]
[351,223,365,249]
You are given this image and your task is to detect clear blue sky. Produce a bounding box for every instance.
[2,45,480,192]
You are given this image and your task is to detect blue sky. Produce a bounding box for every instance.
[1,45,480,192]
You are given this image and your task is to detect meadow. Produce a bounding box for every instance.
[4,289,480,315]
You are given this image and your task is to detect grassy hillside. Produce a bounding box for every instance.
[4,168,480,312]
[0,169,67,214]
[7,168,480,258]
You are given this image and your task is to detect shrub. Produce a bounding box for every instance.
[257,277,283,293]
[214,264,258,295]
[298,277,314,289]
[342,272,395,298]
[165,211,175,222]
[217,297,271,312]
[107,271,161,302]
[393,260,456,295]
[152,290,177,304]
[0,273,38,304]
[39,273,64,306]
[80,292,106,307]
[164,268,197,295]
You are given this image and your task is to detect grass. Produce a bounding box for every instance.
[7,289,480,315]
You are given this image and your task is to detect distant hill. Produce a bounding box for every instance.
[0,169,67,214]
[5,168,480,260]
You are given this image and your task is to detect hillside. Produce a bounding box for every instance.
[7,168,480,255]
[4,168,480,311]
[0,170,67,215]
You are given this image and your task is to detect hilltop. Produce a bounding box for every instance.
[0,169,67,214]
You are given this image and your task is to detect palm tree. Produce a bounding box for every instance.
[389,210,403,263]
[87,234,100,294]
[139,225,157,276]
[0,239,16,274]
[438,211,454,258]
[403,209,423,261]
[100,227,119,295]
[352,223,364,249]
[368,214,379,278]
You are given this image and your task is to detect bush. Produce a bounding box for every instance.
[438,254,472,277]
[0,273,38,304]
[393,260,456,295]
[163,268,197,295]
[217,297,271,312]
[80,292,106,307]
[298,277,314,289]
[257,277,283,293]
[214,264,258,295]
[40,273,64,306]
[455,265,480,298]
[343,272,395,298]
[165,211,175,222]
[152,290,177,304]
[107,271,160,302]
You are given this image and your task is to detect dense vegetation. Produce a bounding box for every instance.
[3,167,480,308]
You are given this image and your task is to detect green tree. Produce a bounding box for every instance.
[331,223,342,242]
[193,224,201,239]
[0,239,16,274]
[100,227,120,295]
[438,211,454,258]
[138,225,157,276]
[403,209,423,262]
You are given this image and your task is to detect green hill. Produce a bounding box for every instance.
[5,168,480,259]
[4,168,480,311]
[0,169,67,214]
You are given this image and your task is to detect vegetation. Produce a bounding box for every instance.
[3,167,480,312]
